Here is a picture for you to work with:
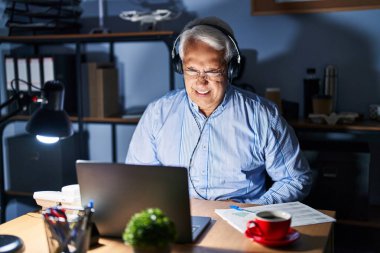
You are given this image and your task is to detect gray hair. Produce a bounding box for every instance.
[178,17,236,63]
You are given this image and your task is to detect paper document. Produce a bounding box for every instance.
[17,58,29,91]
[215,201,335,233]
[43,57,55,82]
[5,57,15,90]
[29,58,42,91]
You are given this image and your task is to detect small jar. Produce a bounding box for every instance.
[312,95,333,115]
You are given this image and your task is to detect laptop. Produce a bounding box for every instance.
[76,161,211,243]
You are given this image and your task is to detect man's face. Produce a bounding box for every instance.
[182,39,228,117]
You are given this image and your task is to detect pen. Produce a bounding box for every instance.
[81,200,94,231]
[230,205,257,214]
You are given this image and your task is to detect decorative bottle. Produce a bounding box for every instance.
[324,65,338,112]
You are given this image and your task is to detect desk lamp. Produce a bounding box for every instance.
[26,80,73,144]
[0,80,73,252]
[1,80,73,144]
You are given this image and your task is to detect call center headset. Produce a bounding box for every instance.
[171,23,242,83]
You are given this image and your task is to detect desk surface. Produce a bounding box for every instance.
[0,199,335,253]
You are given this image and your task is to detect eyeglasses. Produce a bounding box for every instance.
[184,68,225,81]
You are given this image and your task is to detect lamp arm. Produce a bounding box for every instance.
[0,94,19,111]
[0,92,34,125]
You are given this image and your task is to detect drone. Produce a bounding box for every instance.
[119,9,173,30]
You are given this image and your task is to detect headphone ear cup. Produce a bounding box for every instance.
[172,53,183,74]
[227,56,240,82]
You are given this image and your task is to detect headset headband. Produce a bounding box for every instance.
[172,23,241,65]
[172,22,242,82]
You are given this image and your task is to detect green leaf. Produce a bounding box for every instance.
[123,208,177,248]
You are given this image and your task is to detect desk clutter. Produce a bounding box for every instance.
[0,198,335,252]
[303,65,340,118]
[215,201,335,246]
[308,112,359,125]
[33,184,82,210]
[43,205,94,253]
[34,186,100,252]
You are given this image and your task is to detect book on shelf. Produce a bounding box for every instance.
[2,54,78,115]
[4,56,16,92]
[85,62,120,118]
[4,55,41,114]
[29,57,42,92]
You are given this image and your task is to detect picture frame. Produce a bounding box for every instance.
[251,0,380,15]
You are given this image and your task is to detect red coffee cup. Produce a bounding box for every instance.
[246,210,291,241]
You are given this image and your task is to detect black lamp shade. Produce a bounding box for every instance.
[26,108,73,138]
[26,80,73,139]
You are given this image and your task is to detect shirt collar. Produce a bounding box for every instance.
[187,84,232,118]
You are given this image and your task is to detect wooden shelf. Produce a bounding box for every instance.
[289,119,380,132]
[81,116,140,124]
[10,115,380,130]
[7,115,141,125]
[0,31,176,44]
[251,0,380,15]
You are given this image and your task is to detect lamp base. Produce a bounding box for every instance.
[0,235,24,253]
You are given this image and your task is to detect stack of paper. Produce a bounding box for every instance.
[215,201,336,233]
[33,184,82,210]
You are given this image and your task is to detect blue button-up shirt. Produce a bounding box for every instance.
[126,85,312,204]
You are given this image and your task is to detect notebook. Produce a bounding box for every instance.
[76,161,211,243]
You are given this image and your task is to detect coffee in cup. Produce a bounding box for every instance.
[246,210,291,241]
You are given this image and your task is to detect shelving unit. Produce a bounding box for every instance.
[289,119,380,227]
[0,31,176,154]
[0,31,176,222]
[4,0,82,36]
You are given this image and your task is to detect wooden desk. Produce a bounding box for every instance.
[0,199,335,253]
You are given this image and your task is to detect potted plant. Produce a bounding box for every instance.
[122,208,176,253]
